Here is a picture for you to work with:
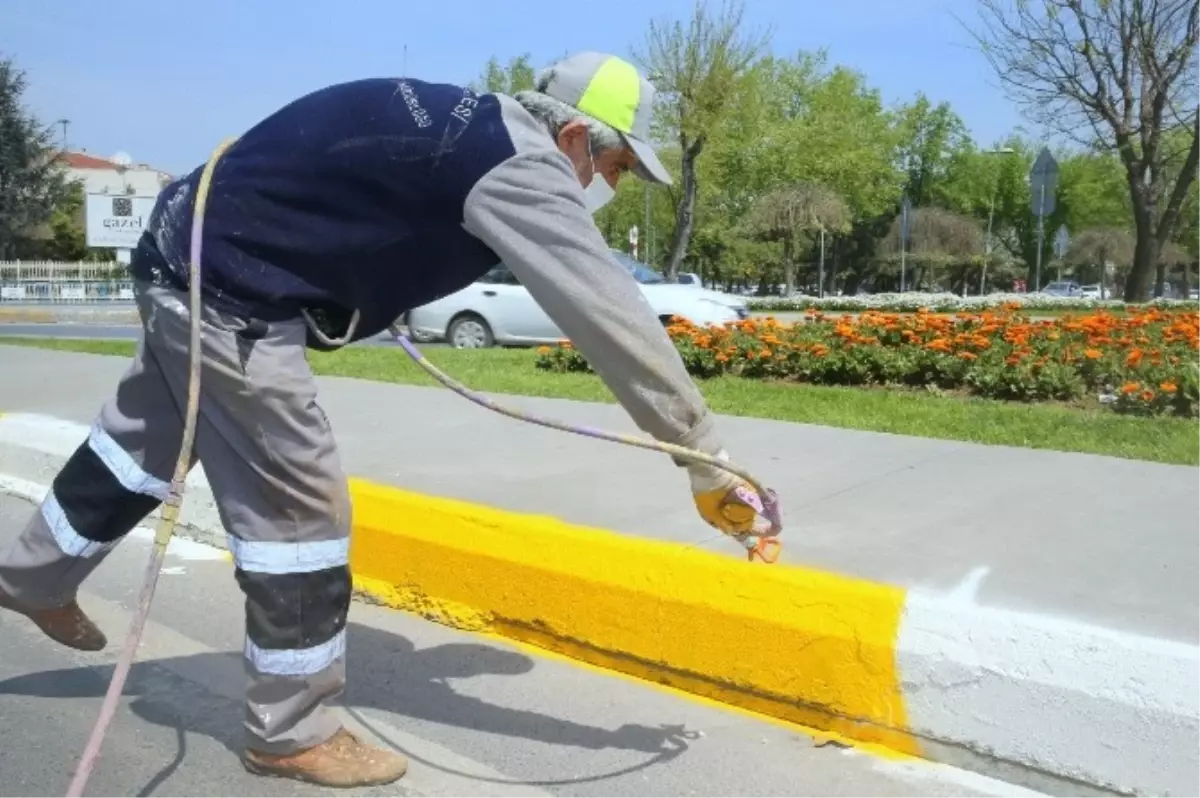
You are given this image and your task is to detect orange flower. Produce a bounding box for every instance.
[1160,381,1178,393]
[926,338,952,353]
[1141,389,1155,402]
[1120,382,1140,395]
[957,351,978,361]
[715,353,729,363]
[1126,349,1144,366]
[536,346,552,355]
[1084,349,1102,360]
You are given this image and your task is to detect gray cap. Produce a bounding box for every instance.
[537,51,672,186]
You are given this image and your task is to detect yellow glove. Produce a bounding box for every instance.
[688,450,763,535]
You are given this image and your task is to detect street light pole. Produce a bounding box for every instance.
[979,147,1017,295]
[818,227,826,299]
[644,184,651,265]
[55,118,70,152]
[981,195,995,295]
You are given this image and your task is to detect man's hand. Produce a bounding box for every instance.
[687,450,764,535]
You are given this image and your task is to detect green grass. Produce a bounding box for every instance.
[3,336,1197,465]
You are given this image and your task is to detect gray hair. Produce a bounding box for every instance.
[513,90,624,154]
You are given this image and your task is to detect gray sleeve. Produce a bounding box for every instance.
[461,149,723,457]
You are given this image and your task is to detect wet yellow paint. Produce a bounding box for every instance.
[348,477,919,756]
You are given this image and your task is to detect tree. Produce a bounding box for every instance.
[1064,226,1135,292]
[44,181,89,261]
[0,56,70,259]
[880,207,985,291]
[746,182,850,295]
[636,0,769,279]
[895,94,974,208]
[696,51,899,291]
[969,0,1199,301]
[474,54,537,95]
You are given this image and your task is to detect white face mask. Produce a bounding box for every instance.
[583,139,616,213]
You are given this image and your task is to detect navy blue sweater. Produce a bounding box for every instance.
[133,78,514,340]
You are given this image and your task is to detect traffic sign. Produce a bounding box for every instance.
[1030,148,1059,217]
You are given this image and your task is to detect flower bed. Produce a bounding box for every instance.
[745,292,1199,314]
[536,306,1200,417]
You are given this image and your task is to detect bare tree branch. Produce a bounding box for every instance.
[966,0,1198,301]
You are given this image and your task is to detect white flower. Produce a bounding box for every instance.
[746,292,1196,313]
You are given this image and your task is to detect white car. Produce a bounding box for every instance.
[403,252,750,348]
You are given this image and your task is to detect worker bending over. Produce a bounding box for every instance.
[0,52,762,788]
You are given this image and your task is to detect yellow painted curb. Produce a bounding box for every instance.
[0,309,55,323]
[347,477,919,756]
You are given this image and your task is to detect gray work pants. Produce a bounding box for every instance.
[0,280,353,754]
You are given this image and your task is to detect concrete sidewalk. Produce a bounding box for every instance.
[0,343,1195,643]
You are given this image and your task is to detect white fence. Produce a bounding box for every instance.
[0,261,134,303]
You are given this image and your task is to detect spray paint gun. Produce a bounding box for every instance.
[729,484,783,563]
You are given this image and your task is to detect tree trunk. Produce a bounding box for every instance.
[782,240,796,296]
[664,139,703,281]
[1124,210,1160,302]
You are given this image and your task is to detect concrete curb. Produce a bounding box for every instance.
[0,411,1195,797]
[0,305,140,325]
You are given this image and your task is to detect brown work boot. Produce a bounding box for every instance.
[0,587,107,651]
[242,728,409,788]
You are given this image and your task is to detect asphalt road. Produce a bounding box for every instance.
[0,493,1028,797]
[0,323,145,340]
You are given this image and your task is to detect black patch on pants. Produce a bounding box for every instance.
[236,564,351,651]
[53,441,162,544]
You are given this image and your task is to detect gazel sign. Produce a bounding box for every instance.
[85,193,157,249]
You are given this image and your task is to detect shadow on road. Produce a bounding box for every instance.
[0,621,696,793]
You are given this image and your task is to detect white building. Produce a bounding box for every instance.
[62,150,173,196]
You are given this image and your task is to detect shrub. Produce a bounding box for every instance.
[534,306,1200,417]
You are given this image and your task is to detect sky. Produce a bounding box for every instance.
[3,0,1039,176]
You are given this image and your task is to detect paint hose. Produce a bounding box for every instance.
[391,334,783,561]
[65,136,782,795]
[64,137,236,797]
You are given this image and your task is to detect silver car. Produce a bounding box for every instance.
[1042,281,1083,298]
[401,254,749,348]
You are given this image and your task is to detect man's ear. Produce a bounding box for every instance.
[555,120,589,154]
